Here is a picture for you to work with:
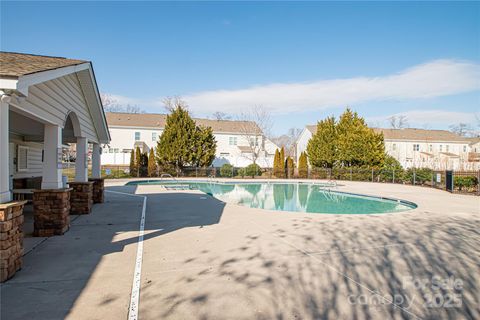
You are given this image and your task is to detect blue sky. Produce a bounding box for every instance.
[1,1,479,135]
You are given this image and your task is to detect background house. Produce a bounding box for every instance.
[296,125,478,170]
[103,112,279,168]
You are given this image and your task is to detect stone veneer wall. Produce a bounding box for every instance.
[88,178,105,203]
[1,201,27,282]
[69,182,93,215]
[33,189,71,237]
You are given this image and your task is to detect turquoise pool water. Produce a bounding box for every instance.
[127,181,416,214]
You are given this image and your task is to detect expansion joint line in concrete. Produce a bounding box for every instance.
[105,190,146,320]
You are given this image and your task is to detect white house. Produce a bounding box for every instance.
[296,125,478,170]
[103,112,279,168]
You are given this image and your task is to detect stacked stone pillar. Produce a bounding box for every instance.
[1,201,26,282]
[33,189,71,237]
[88,178,105,203]
[69,182,93,214]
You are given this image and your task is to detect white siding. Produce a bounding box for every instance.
[10,140,43,179]
[296,128,313,162]
[16,73,99,143]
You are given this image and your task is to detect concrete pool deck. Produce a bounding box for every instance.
[1,179,479,319]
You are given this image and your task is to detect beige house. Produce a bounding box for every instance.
[103,112,279,168]
[296,126,477,170]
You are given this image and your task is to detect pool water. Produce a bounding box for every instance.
[128,180,416,214]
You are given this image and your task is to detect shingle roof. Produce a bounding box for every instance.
[106,112,261,134]
[305,125,469,142]
[373,128,469,142]
[0,52,86,78]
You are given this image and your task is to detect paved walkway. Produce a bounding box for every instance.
[1,181,479,319]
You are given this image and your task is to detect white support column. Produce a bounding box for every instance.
[75,137,88,182]
[91,143,101,179]
[0,95,12,203]
[42,125,63,189]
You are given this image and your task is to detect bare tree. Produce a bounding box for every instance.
[163,96,189,113]
[237,105,273,166]
[449,123,473,137]
[212,111,231,120]
[100,93,144,113]
[388,115,409,129]
[271,128,302,157]
[100,93,123,112]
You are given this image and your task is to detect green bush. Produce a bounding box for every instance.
[454,176,478,191]
[405,168,433,185]
[220,164,234,177]
[244,163,261,178]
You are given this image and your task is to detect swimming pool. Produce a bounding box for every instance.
[127,180,417,214]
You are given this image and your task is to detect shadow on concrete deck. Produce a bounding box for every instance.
[0,185,225,320]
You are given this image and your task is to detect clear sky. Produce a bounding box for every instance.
[1,1,479,135]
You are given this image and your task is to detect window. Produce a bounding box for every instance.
[229,137,237,145]
[109,148,114,153]
[440,145,443,152]
[429,145,433,152]
[114,148,119,153]
[446,145,449,152]
[152,132,157,141]
[17,146,28,171]
[463,146,467,152]
[413,144,419,151]
[250,137,259,147]
[135,132,141,141]
[392,144,396,151]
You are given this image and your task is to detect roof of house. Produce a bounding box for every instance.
[468,137,480,146]
[0,52,86,78]
[305,125,469,142]
[106,112,261,134]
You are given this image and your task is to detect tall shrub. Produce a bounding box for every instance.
[285,156,294,178]
[298,152,308,178]
[279,147,286,177]
[273,149,282,177]
[148,148,157,177]
[129,149,135,177]
[135,146,142,177]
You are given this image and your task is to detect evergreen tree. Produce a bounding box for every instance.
[273,149,281,177]
[279,147,286,177]
[140,152,149,177]
[307,108,386,169]
[298,152,308,178]
[307,116,337,168]
[336,108,385,167]
[148,148,157,177]
[192,126,217,167]
[286,156,294,178]
[135,146,142,177]
[129,149,135,177]
[156,106,197,171]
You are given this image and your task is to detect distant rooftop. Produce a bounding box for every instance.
[106,112,261,134]
[0,51,86,79]
[305,125,470,142]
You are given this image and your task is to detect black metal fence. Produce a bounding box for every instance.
[63,163,479,195]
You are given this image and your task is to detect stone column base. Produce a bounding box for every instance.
[69,182,93,215]
[88,178,105,203]
[33,189,71,237]
[1,201,27,282]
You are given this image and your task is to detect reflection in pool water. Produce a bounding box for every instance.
[128,181,416,214]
